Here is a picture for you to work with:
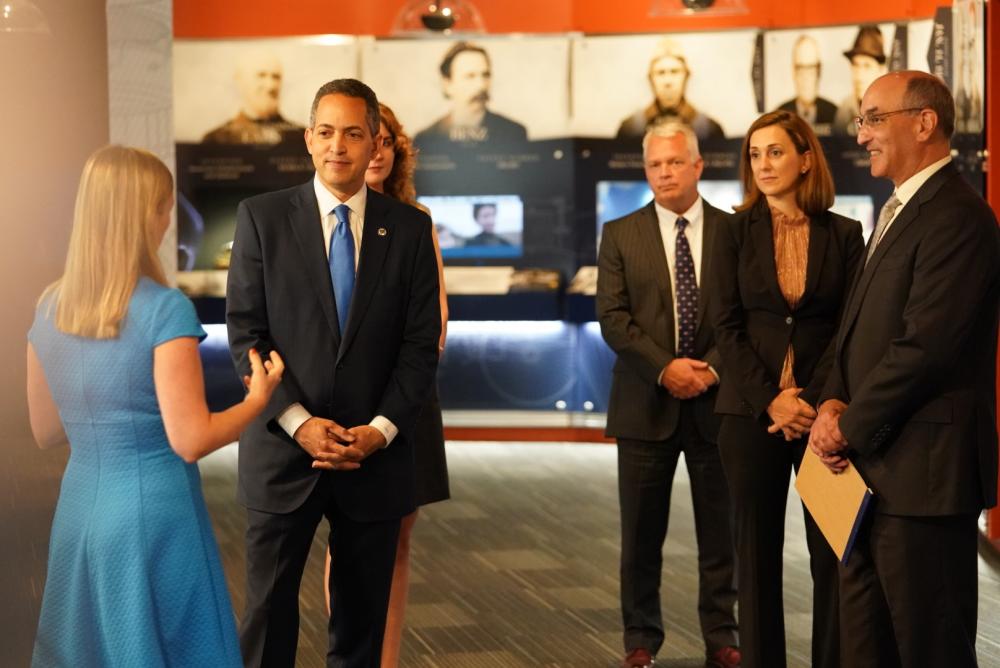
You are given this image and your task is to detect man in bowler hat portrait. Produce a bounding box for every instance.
[834,25,888,136]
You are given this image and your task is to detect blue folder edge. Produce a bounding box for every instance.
[840,489,874,565]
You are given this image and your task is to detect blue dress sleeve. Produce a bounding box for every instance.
[27,296,55,350]
[151,288,206,347]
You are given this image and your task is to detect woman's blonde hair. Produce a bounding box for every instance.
[43,145,173,338]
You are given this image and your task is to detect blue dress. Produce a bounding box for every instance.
[29,278,242,668]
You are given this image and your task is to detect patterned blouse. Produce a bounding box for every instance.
[770,206,810,390]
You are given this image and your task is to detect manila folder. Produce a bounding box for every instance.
[795,447,873,564]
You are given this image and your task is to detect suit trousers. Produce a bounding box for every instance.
[717,415,839,668]
[239,474,401,668]
[838,511,979,668]
[618,404,738,656]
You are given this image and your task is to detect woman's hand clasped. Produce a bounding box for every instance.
[243,348,285,408]
[766,387,816,441]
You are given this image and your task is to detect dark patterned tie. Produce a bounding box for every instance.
[675,217,698,358]
[329,204,355,334]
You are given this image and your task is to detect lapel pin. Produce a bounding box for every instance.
[377,227,387,237]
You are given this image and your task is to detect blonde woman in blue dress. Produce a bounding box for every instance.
[27,145,284,667]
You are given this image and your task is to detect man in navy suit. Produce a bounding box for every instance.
[812,71,999,667]
[226,78,440,667]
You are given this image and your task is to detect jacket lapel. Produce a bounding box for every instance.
[337,189,393,361]
[748,204,788,308]
[797,211,829,310]
[637,203,675,329]
[836,163,958,349]
[288,182,341,343]
[698,202,718,329]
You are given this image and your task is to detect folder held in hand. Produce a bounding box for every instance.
[795,447,873,564]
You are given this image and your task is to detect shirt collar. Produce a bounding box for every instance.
[312,173,368,219]
[654,196,703,229]
[894,155,951,208]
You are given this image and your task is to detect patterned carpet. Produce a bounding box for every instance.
[197,441,1000,668]
[6,439,1000,666]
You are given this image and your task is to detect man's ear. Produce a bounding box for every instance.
[915,109,939,142]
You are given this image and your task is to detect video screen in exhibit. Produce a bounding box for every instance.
[830,194,875,240]
[595,179,744,246]
[416,194,524,260]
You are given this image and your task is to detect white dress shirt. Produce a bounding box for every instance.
[878,156,952,241]
[275,175,399,447]
[653,196,719,384]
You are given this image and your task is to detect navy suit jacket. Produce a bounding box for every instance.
[226,182,441,520]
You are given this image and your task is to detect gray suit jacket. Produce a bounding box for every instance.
[597,199,728,442]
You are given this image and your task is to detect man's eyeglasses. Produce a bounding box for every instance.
[853,108,924,130]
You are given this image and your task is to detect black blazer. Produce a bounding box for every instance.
[711,200,864,418]
[597,199,729,443]
[822,163,1000,516]
[226,182,441,519]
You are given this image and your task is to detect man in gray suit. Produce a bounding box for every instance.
[597,120,740,668]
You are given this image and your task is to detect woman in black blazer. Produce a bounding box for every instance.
[710,110,863,668]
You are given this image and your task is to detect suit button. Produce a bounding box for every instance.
[336,363,344,370]
[785,316,793,325]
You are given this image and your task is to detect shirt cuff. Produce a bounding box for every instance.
[277,403,312,439]
[369,415,398,448]
[707,365,720,383]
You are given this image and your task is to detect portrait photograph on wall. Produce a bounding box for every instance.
[174,37,359,144]
[764,23,903,138]
[172,37,359,278]
[360,35,570,151]
[571,31,759,143]
[952,0,985,134]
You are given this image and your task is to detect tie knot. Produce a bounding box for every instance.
[676,216,688,232]
[333,204,351,228]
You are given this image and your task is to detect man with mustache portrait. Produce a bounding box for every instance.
[414,41,528,150]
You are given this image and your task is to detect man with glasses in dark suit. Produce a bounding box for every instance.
[811,71,1000,668]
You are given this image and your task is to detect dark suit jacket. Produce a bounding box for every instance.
[821,163,1000,516]
[777,97,838,125]
[711,200,864,418]
[226,182,441,520]
[414,110,527,148]
[597,199,729,443]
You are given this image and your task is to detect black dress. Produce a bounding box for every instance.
[412,383,449,506]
